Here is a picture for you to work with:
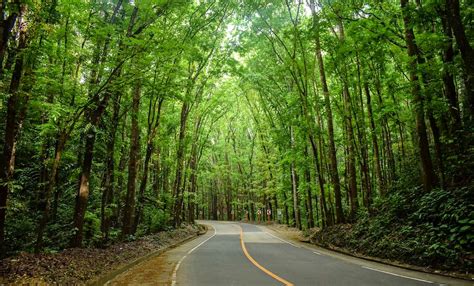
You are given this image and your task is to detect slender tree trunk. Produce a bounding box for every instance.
[310,2,343,223]
[445,0,474,118]
[338,20,358,218]
[309,135,330,227]
[173,102,189,226]
[72,123,96,247]
[71,0,129,247]
[290,127,301,229]
[412,11,446,188]
[152,146,161,196]
[400,0,437,192]
[115,121,128,226]
[0,4,28,253]
[314,106,331,226]
[354,55,372,209]
[0,2,18,77]
[364,83,384,196]
[188,150,198,224]
[212,186,218,220]
[134,98,164,231]
[282,188,289,225]
[439,5,462,133]
[304,149,314,228]
[122,81,141,237]
[35,131,67,252]
[343,85,358,216]
[100,92,121,240]
[225,151,232,221]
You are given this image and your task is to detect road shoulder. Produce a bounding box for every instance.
[97,226,207,286]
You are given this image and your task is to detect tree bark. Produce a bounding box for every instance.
[71,122,96,247]
[0,3,28,254]
[364,83,384,196]
[122,81,141,237]
[224,150,232,221]
[337,20,358,218]
[71,0,133,247]
[343,81,358,217]
[134,98,164,231]
[439,5,462,133]
[309,1,343,223]
[100,91,121,240]
[290,127,301,229]
[35,131,67,252]
[173,102,189,226]
[0,1,18,76]
[446,0,474,118]
[304,148,314,228]
[400,0,437,192]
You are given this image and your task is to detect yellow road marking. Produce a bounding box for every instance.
[239,225,294,286]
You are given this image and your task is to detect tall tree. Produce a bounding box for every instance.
[400,0,437,192]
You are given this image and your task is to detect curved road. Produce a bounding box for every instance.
[108,221,471,286]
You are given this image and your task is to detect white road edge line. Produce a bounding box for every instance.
[362,266,434,284]
[171,226,217,286]
[313,251,322,255]
[264,231,301,248]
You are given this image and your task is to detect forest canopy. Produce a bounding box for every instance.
[0,0,472,272]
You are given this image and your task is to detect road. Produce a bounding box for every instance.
[108,221,472,286]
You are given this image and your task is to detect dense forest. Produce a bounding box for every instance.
[0,0,472,273]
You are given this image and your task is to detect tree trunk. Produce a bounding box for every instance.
[100,91,121,240]
[115,121,128,226]
[71,0,131,247]
[439,5,462,133]
[400,0,437,192]
[188,145,198,224]
[290,127,301,229]
[337,20,358,218]
[309,3,343,223]
[134,98,164,231]
[343,84,358,217]
[224,151,232,221]
[304,148,314,228]
[364,83,384,196]
[0,2,18,76]
[309,135,330,227]
[122,81,141,237]
[354,55,372,209]
[173,102,189,226]
[35,131,67,252]
[71,123,96,247]
[0,3,28,254]
[446,0,474,118]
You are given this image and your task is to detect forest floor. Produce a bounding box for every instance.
[0,225,201,285]
[265,223,473,281]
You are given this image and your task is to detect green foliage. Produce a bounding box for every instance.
[144,208,171,234]
[5,208,36,253]
[312,185,474,272]
[0,0,472,278]
[83,211,101,247]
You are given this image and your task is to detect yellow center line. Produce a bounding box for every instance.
[239,225,294,286]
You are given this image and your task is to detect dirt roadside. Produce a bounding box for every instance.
[0,225,203,285]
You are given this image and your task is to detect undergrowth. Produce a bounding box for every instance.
[311,186,474,273]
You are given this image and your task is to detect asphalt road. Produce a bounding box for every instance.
[108,220,472,286]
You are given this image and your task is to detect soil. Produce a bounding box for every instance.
[0,225,200,285]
